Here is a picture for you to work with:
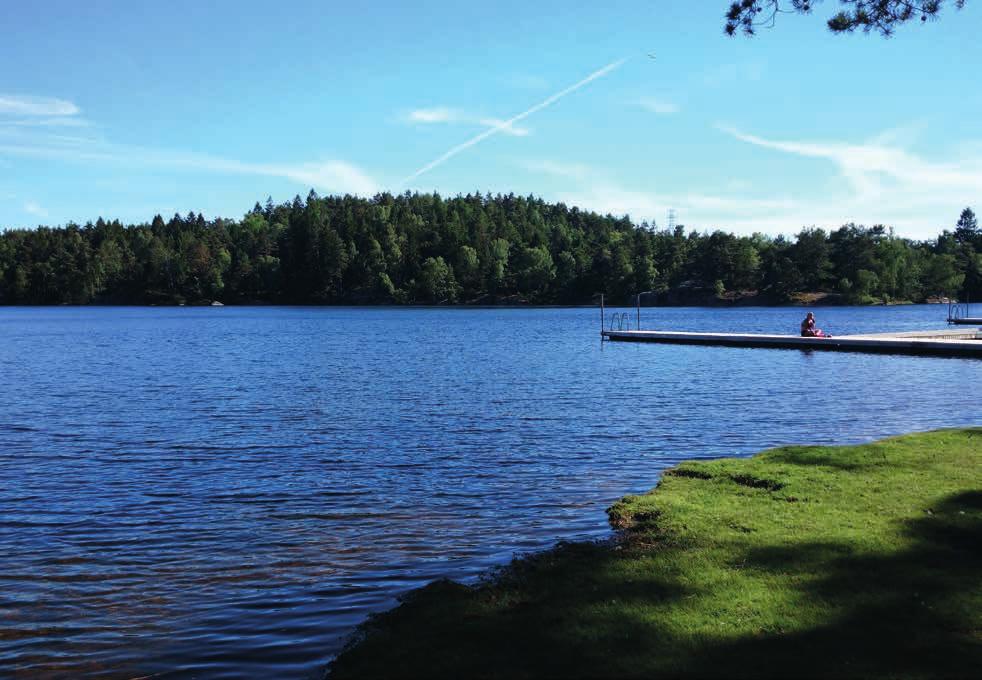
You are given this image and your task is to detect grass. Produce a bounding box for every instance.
[328,429,982,679]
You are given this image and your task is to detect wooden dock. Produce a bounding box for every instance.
[601,328,982,358]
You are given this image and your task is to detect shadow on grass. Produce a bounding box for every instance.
[684,490,982,679]
[328,491,981,679]
[329,540,698,679]
[762,445,885,472]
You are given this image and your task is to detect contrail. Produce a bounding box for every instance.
[400,57,627,187]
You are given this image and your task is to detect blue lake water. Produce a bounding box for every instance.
[0,305,979,678]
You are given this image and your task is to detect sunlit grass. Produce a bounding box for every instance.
[329,429,981,678]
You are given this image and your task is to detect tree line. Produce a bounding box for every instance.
[0,192,979,306]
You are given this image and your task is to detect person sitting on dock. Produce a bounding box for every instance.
[800,312,828,337]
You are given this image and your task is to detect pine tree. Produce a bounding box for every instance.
[954,207,978,246]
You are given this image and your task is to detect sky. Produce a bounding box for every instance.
[2,0,982,239]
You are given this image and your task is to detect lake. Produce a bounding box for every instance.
[0,305,978,678]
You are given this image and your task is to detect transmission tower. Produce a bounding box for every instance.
[667,208,677,231]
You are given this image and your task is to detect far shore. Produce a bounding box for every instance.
[0,295,956,309]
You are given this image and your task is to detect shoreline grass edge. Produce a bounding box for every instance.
[327,429,982,679]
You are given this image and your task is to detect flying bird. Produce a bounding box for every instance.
[648,52,656,59]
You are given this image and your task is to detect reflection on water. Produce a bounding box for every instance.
[0,306,978,678]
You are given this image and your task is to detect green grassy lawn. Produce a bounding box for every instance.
[328,429,981,679]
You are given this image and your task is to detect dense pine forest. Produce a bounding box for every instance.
[0,192,980,306]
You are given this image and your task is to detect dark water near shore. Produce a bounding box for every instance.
[1,305,978,678]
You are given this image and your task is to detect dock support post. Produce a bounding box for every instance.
[600,294,605,337]
[636,293,641,330]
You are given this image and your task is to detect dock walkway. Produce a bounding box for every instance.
[601,328,982,358]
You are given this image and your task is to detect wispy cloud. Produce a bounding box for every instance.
[407,107,457,124]
[277,161,379,195]
[0,93,378,196]
[526,157,795,230]
[0,136,380,196]
[1,117,91,128]
[609,123,982,237]
[719,124,982,194]
[405,107,530,137]
[639,96,679,115]
[24,201,48,218]
[0,94,80,117]
[0,94,89,131]
[402,57,628,186]
[555,184,794,226]
[479,118,530,137]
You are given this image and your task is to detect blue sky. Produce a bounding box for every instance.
[2,0,981,239]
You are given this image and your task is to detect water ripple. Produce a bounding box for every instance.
[0,305,978,678]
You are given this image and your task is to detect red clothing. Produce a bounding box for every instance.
[801,317,824,337]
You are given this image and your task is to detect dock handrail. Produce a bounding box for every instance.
[599,293,644,339]
[948,300,969,323]
[607,312,635,331]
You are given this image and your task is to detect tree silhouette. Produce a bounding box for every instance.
[725,0,966,36]
[954,207,978,246]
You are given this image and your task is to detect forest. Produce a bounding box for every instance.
[0,192,979,306]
